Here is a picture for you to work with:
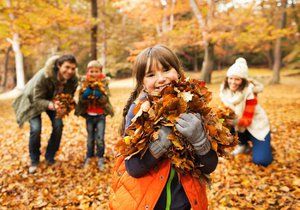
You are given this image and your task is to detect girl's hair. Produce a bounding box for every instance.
[120,44,184,134]
[54,54,77,73]
[223,77,249,91]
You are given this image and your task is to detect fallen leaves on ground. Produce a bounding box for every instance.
[0,76,299,209]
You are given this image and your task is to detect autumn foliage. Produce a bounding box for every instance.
[80,78,107,98]
[117,78,238,178]
[79,78,108,106]
[53,93,76,119]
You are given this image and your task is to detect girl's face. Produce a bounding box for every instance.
[143,61,179,94]
[228,76,242,92]
[88,67,102,79]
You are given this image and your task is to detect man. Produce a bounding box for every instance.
[13,54,78,173]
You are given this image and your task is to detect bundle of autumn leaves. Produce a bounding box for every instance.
[53,93,75,119]
[79,77,108,107]
[117,78,238,179]
[80,78,107,100]
[53,78,107,118]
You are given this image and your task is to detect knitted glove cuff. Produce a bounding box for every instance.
[193,138,211,156]
[149,139,171,159]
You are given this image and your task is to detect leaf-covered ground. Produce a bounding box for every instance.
[0,74,299,209]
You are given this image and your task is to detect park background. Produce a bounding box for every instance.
[0,0,299,209]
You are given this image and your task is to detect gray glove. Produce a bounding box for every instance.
[175,113,211,155]
[149,126,172,159]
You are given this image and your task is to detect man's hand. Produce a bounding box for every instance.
[48,101,61,111]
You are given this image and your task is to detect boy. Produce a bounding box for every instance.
[75,60,114,170]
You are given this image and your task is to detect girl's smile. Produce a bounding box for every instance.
[143,61,179,94]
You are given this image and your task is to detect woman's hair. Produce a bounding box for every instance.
[120,44,184,134]
[223,77,249,91]
[54,54,77,72]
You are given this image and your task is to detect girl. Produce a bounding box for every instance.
[75,60,114,170]
[219,57,272,167]
[110,45,218,210]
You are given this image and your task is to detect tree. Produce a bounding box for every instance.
[5,0,25,90]
[189,0,215,83]
[91,0,98,60]
[100,0,107,70]
[271,0,288,84]
[1,46,12,88]
[0,0,87,86]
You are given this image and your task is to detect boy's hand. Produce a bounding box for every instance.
[175,113,211,155]
[93,89,103,99]
[82,87,93,99]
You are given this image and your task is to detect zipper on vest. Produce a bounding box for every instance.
[165,167,176,210]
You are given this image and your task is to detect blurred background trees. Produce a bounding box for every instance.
[0,0,299,90]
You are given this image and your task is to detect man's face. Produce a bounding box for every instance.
[57,61,77,81]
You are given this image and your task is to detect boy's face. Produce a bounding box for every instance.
[58,61,77,81]
[88,67,102,79]
[143,60,179,94]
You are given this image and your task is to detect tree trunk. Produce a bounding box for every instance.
[162,3,168,33]
[272,39,282,83]
[291,1,299,33]
[6,34,25,90]
[100,0,107,71]
[169,0,176,31]
[189,0,214,83]
[156,24,162,36]
[271,0,287,84]
[201,42,214,83]
[2,46,12,88]
[6,0,25,90]
[193,48,198,71]
[264,49,273,69]
[121,14,127,37]
[91,0,98,60]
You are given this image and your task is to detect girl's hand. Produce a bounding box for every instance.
[149,126,172,159]
[175,113,202,142]
[175,113,211,155]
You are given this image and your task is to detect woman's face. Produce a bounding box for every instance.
[143,61,179,94]
[228,76,242,92]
